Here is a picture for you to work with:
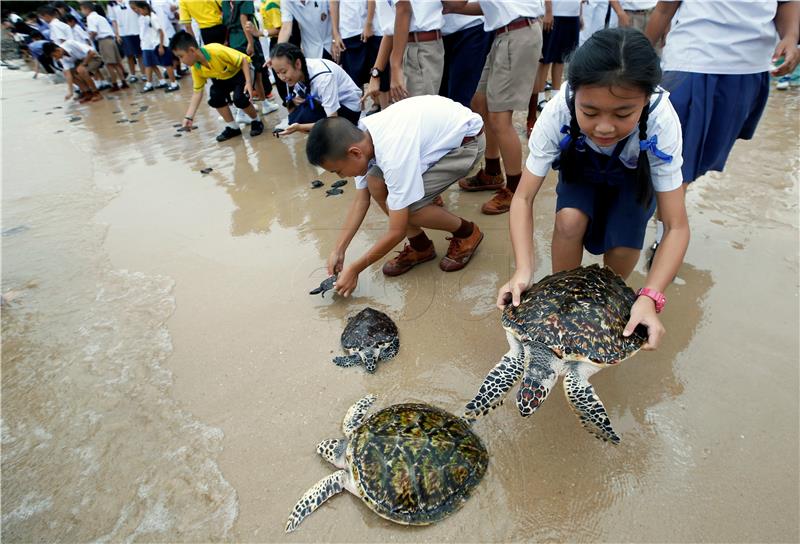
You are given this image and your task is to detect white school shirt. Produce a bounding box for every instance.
[374,0,395,35]
[306,58,363,114]
[356,95,484,210]
[552,0,582,17]
[152,0,177,39]
[86,11,115,39]
[408,0,443,32]
[49,18,75,44]
[661,0,778,75]
[441,0,482,36]
[71,24,92,44]
[477,0,544,32]
[338,0,367,40]
[108,0,141,36]
[282,0,333,58]
[619,0,656,10]
[139,14,165,50]
[526,85,684,192]
[59,39,94,69]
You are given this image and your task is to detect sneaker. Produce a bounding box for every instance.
[235,109,252,125]
[382,243,437,277]
[165,82,180,93]
[645,240,659,270]
[440,224,484,272]
[261,100,280,115]
[141,83,154,93]
[127,75,137,83]
[481,187,514,215]
[216,126,242,142]
[776,75,791,90]
[250,119,264,137]
[458,168,505,192]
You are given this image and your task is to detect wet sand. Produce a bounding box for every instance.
[2,65,798,542]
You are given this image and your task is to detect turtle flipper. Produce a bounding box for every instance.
[316,438,348,468]
[332,353,361,367]
[378,336,400,361]
[516,342,562,417]
[285,470,352,532]
[563,363,620,444]
[342,394,376,437]
[463,342,525,420]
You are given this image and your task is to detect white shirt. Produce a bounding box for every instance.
[552,0,582,17]
[374,0,395,35]
[59,39,94,69]
[152,0,176,39]
[49,18,75,44]
[408,0,443,32]
[356,95,484,210]
[620,0,656,10]
[478,0,544,32]
[86,11,115,39]
[108,0,141,36]
[661,0,778,75]
[338,0,367,40]
[526,85,684,192]
[442,0,483,35]
[71,24,92,44]
[306,58,363,114]
[139,14,165,49]
[282,0,333,58]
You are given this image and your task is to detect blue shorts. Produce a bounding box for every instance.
[120,34,142,57]
[340,35,381,87]
[540,16,580,64]
[663,71,770,183]
[142,47,173,68]
[440,24,493,107]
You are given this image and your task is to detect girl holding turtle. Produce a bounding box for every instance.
[270,42,362,136]
[497,27,689,351]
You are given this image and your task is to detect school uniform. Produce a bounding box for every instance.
[541,0,580,64]
[337,0,381,87]
[287,58,362,124]
[439,3,492,108]
[619,0,655,33]
[59,39,103,73]
[86,11,123,65]
[139,14,173,68]
[373,0,395,92]
[71,24,92,45]
[48,18,75,44]
[281,0,333,59]
[356,95,485,211]
[109,0,142,57]
[527,85,683,254]
[151,0,177,41]
[660,0,776,183]
[475,0,544,112]
[579,0,617,46]
[29,40,57,73]
[178,0,225,44]
[396,0,444,97]
[191,43,253,109]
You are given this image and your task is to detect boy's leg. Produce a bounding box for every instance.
[208,79,243,141]
[230,72,264,136]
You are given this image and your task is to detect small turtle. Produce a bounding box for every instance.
[309,274,337,297]
[464,264,647,444]
[310,179,324,188]
[331,179,347,188]
[325,187,344,197]
[69,116,81,122]
[286,395,488,532]
[200,167,213,174]
[333,307,399,373]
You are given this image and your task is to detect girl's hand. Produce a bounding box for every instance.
[496,269,534,309]
[335,265,358,298]
[244,21,257,36]
[332,35,345,62]
[623,296,665,350]
[771,38,800,76]
[543,12,554,32]
[277,123,301,136]
[328,249,345,276]
[158,45,165,55]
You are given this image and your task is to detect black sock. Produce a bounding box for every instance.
[408,232,433,251]
[452,219,474,239]
[485,157,502,176]
[506,173,521,192]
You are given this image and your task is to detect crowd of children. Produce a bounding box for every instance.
[3,0,798,350]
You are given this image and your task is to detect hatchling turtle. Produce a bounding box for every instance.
[310,179,324,188]
[333,307,399,372]
[464,264,648,444]
[326,187,344,197]
[331,179,348,188]
[310,274,337,297]
[285,395,488,532]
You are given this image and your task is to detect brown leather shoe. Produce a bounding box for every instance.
[440,224,484,272]
[458,168,505,192]
[432,195,444,207]
[481,187,514,215]
[382,243,436,277]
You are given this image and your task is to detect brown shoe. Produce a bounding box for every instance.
[90,91,104,102]
[481,187,514,215]
[440,224,484,272]
[382,243,437,277]
[432,195,444,207]
[458,168,505,192]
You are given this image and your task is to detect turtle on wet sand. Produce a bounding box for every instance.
[310,274,337,297]
[311,179,324,189]
[331,179,348,188]
[326,187,344,197]
[463,264,648,444]
[333,307,399,372]
[285,395,488,532]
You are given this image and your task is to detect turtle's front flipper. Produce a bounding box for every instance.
[378,336,399,362]
[342,394,376,437]
[285,470,353,532]
[332,353,361,367]
[463,334,525,420]
[516,342,562,417]
[563,363,620,444]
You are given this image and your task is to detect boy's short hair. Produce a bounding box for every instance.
[79,2,95,11]
[63,13,76,24]
[169,30,197,52]
[41,41,58,57]
[37,5,59,17]
[306,117,365,166]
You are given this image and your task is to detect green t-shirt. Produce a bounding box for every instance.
[221,0,255,51]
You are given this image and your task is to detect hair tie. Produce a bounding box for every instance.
[558,125,585,151]
[639,135,672,162]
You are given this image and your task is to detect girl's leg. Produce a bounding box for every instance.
[165,65,176,83]
[603,247,640,279]
[551,63,565,90]
[144,65,154,83]
[552,207,589,272]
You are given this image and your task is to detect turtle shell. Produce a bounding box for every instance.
[341,308,398,351]
[348,403,488,525]
[502,264,647,365]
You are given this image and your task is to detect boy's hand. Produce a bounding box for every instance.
[244,21,256,36]
[328,249,345,276]
[182,117,193,129]
[496,269,533,309]
[335,266,358,298]
[244,82,255,98]
[623,296,665,350]
[361,24,373,42]
[361,77,380,107]
[390,69,407,102]
[158,45,165,55]
[543,12,554,32]
[771,38,800,76]
[332,35,345,62]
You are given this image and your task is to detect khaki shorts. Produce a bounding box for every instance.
[96,37,123,65]
[476,22,542,112]
[368,134,486,211]
[78,55,104,75]
[403,39,445,97]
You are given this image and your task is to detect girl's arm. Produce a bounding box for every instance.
[158,27,165,50]
[644,1,680,45]
[496,168,547,308]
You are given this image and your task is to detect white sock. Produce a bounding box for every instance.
[538,91,547,103]
[226,121,238,129]
[655,220,664,243]
[159,78,166,85]
[248,111,259,121]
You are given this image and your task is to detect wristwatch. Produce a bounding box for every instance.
[637,288,666,313]
[369,67,382,78]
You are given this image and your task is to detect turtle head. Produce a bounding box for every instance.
[317,438,348,468]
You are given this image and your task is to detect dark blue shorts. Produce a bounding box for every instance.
[120,34,141,57]
[663,71,770,183]
[440,24,493,107]
[142,47,173,67]
[540,16,580,64]
[340,35,381,87]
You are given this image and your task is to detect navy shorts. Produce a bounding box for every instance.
[440,23,493,107]
[120,34,141,57]
[540,16,580,64]
[142,47,173,68]
[340,35,381,87]
[663,71,770,183]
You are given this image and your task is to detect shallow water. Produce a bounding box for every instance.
[2,66,798,542]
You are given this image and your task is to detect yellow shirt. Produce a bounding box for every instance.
[178,0,223,29]
[191,43,251,91]
[260,0,281,30]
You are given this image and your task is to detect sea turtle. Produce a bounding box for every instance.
[464,264,648,444]
[326,187,344,197]
[310,179,324,188]
[285,395,488,532]
[309,274,337,297]
[331,179,348,188]
[333,307,399,372]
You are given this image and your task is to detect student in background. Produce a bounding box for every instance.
[278,0,332,60]
[109,0,144,82]
[178,0,225,44]
[131,0,179,92]
[80,1,128,90]
[330,0,381,89]
[439,1,492,109]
